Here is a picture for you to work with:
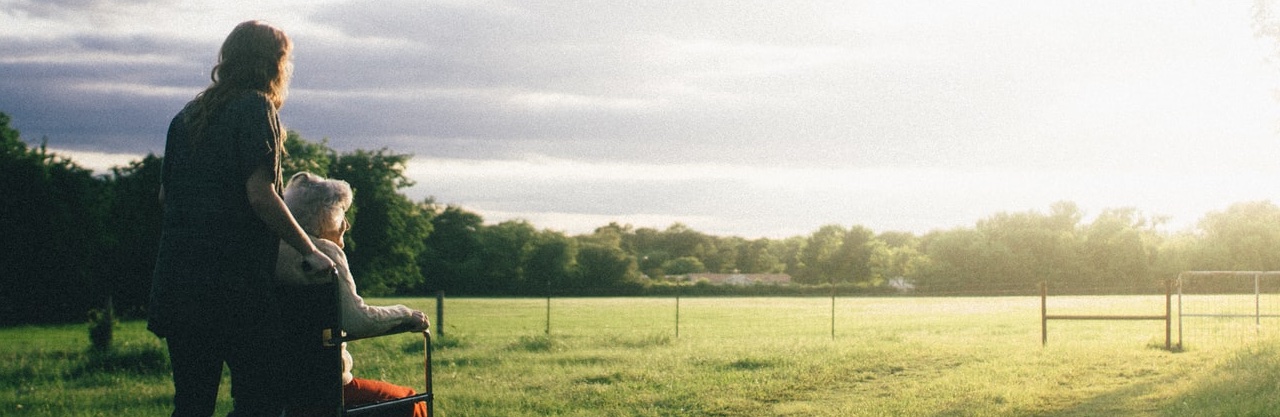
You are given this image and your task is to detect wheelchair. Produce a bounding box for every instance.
[275,272,434,416]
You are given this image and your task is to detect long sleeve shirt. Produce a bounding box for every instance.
[277,236,415,384]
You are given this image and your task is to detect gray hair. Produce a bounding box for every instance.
[283,172,353,236]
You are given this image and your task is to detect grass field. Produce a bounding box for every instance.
[4,295,1280,416]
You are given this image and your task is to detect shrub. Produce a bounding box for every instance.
[87,306,116,351]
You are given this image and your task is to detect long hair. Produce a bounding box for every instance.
[186,20,293,143]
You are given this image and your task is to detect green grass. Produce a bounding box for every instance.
[4,296,1280,416]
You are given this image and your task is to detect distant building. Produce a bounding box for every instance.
[685,273,792,286]
[887,277,915,293]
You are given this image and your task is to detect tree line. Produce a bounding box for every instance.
[5,111,1280,325]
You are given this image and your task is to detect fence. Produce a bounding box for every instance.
[1177,271,1280,349]
[1039,281,1172,350]
[424,278,1280,350]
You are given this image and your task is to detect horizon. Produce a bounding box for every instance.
[31,143,1270,240]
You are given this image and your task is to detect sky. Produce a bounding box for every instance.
[4,0,1280,239]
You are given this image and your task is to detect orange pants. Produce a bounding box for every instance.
[344,377,428,417]
[286,378,427,417]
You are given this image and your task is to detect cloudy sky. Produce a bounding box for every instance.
[4,0,1280,239]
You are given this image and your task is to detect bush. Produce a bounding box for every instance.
[87,306,116,351]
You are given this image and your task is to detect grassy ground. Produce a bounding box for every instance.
[3,296,1279,416]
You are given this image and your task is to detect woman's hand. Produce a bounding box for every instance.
[301,250,336,276]
[407,310,430,332]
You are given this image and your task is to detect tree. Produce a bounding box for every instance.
[873,231,925,286]
[776,236,806,278]
[795,225,846,284]
[662,256,707,275]
[420,205,484,294]
[629,227,671,278]
[17,111,1280,305]
[524,230,577,294]
[704,236,741,273]
[282,131,334,178]
[0,112,20,154]
[834,226,877,285]
[1196,201,1280,271]
[475,220,537,294]
[574,242,639,290]
[1,113,110,324]
[328,148,432,295]
[917,228,1003,293]
[973,202,1082,292]
[663,223,711,260]
[873,242,927,285]
[877,231,917,248]
[580,222,630,250]
[1079,208,1162,291]
[103,154,164,316]
[737,238,784,273]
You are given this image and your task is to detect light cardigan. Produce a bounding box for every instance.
[277,236,415,385]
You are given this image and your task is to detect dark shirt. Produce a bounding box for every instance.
[148,91,284,337]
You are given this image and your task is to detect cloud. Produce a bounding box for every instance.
[287,1,877,164]
[4,0,1280,238]
[4,0,165,20]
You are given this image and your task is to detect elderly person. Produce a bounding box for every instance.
[276,172,428,417]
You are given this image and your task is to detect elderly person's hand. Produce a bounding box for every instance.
[406,310,430,333]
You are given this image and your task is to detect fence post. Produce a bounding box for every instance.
[435,290,445,338]
[545,280,551,335]
[1256,272,1262,331]
[675,290,680,339]
[1177,273,1182,350]
[1040,281,1048,346]
[1164,280,1171,350]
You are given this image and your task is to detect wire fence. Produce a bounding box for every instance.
[422,279,1196,347]
[1177,271,1280,349]
[387,274,1280,358]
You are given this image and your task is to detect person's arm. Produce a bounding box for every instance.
[246,164,334,272]
[318,240,427,336]
[324,241,421,337]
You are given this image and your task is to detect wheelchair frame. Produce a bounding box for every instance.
[277,269,434,416]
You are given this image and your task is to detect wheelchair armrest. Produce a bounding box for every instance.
[340,322,426,343]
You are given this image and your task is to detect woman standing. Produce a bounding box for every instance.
[149,20,335,417]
